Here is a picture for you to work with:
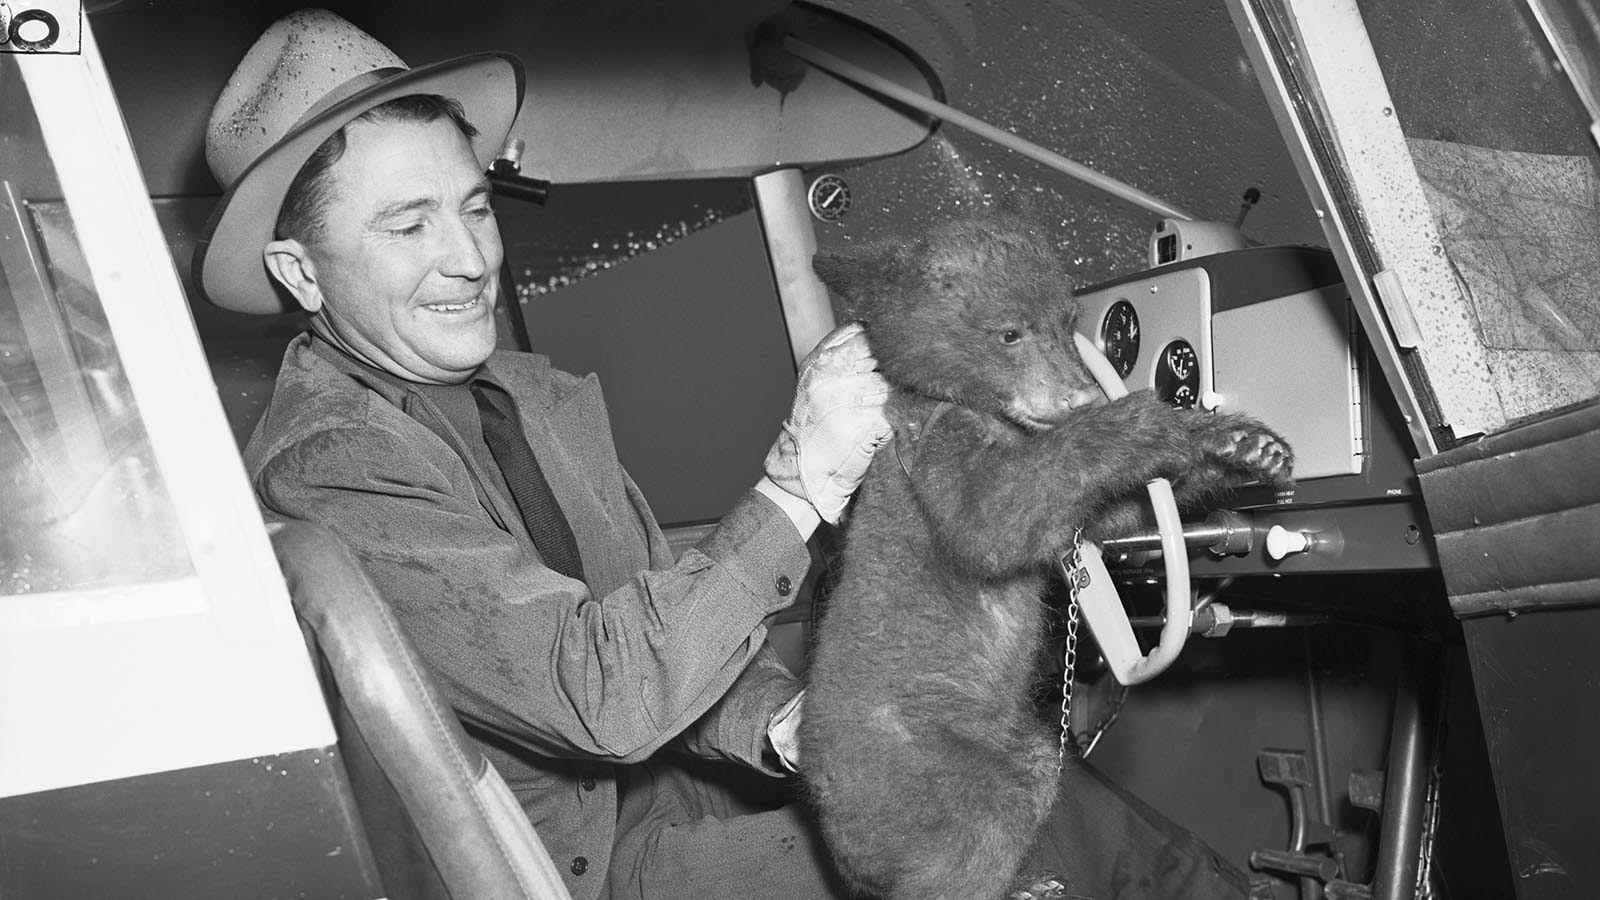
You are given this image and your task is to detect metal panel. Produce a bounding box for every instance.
[1417,399,1600,617]
[2,18,333,798]
[1224,0,1442,454]
[1416,398,1600,898]
[1461,608,1600,900]
[0,746,384,900]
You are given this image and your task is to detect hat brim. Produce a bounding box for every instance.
[195,52,525,315]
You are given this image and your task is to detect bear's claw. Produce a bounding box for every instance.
[1220,428,1293,482]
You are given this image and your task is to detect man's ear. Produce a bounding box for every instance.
[263,238,323,314]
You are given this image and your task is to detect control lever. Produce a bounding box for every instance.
[1129,603,1327,637]
[1252,749,1338,900]
[1066,333,1190,686]
[1266,524,1314,560]
[1101,508,1257,558]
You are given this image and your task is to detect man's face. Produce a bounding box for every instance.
[290,116,503,383]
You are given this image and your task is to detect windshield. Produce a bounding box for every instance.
[1359,0,1600,423]
[0,52,192,596]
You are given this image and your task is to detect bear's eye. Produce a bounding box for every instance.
[999,329,1024,345]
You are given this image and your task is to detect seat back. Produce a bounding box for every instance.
[271,520,573,900]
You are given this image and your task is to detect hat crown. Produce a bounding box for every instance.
[205,8,407,189]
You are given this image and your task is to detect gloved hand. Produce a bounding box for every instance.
[763,322,892,524]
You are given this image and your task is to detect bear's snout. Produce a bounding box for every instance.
[1008,384,1105,430]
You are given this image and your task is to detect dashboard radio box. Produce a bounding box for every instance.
[1075,245,1419,508]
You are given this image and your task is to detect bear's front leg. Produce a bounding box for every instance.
[1197,417,1294,483]
[909,393,1291,577]
[1092,413,1295,538]
[1161,412,1295,509]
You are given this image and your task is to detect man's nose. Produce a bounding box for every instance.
[437,217,490,279]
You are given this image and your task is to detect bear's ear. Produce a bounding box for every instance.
[812,243,905,321]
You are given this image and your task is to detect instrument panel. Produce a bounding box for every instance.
[1077,245,1366,484]
[1074,245,1434,574]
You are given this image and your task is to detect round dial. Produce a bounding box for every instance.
[1098,300,1140,378]
[807,174,852,223]
[1154,340,1200,410]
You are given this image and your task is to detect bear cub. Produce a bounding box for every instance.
[799,216,1292,900]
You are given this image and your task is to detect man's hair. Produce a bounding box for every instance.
[274,94,481,245]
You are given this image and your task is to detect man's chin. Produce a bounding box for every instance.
[421,347,496,383]
[379,335,497,385]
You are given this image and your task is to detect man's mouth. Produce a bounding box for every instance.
[422,295,483,313]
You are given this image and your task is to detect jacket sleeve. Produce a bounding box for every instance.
[255,409,812,768]
[671,641,801,775]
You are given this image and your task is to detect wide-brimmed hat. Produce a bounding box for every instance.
[195,8,524,314]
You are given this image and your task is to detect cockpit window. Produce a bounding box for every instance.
[1356,0,1600,422]
[0,57,192,596]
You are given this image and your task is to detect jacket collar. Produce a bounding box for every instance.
[304,334,530,537]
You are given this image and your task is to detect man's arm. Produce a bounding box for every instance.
[258,417,808,767]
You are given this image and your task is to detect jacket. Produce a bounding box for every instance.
[244,333,811,900]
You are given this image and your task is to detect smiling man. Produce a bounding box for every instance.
[195,10,893,900]
[263,105,504,384]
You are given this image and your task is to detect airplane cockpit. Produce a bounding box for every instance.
[3,1,1597,899]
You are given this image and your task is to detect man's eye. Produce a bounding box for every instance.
[1000,329,1023,345]
[465,205,494,220]
[389,222,426,237]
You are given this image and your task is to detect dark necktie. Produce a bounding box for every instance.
[471,382,586,582]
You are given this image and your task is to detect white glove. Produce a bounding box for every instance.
[763,323,892,523]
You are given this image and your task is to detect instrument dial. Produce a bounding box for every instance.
[1154,340,1200,410]
[807,174,852,223]
[1098,300,1140,378]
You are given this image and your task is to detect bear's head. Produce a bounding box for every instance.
[813,216,1103,431]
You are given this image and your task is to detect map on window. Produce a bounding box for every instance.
[1410,138,1600,420]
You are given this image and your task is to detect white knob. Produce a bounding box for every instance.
[1266,525,1311,560]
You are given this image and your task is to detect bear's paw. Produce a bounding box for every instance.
[1214,426,1294,485]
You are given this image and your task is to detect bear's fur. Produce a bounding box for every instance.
[799,217,1292,900]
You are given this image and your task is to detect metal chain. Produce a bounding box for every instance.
[1415,761,1442,900]
[1057,527,1086,774]
[1079,683,1127,758]
[1415,664,1452,900]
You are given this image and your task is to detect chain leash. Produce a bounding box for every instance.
[1057,527,1086,774]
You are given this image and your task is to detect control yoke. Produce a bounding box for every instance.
[1066,333,1192,685]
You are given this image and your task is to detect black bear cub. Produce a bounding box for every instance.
[800,217,1292,900]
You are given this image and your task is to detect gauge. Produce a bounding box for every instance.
[1154,340,1200,410]
[1098,300,1140,378]
[807,174,852,223]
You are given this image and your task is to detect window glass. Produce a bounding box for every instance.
[1353,0,1600,418]
[496,179,798,526]
[0,56,191,595]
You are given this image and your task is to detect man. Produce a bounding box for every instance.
[198,10,1250,900]
[199,10,886,899]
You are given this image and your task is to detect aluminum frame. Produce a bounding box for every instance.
[0,19,332,797]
